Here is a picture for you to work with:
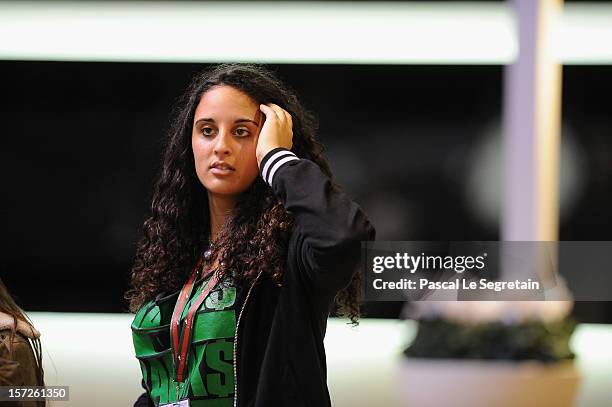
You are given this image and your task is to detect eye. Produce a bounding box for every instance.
[201,126,215,137]
[234,127,250,137]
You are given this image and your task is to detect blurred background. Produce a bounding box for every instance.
[1,0,612,406]
[1,1,611,322]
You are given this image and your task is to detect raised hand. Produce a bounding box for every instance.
[256,103,293,165]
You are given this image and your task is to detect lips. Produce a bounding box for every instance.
[210,161,235,174]
[210,161,235,170]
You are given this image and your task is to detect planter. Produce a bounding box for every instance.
[398,357,580,407]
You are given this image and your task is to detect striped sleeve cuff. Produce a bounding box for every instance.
[259,147,299,186]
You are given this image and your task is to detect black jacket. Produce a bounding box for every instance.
[134,148,375,407]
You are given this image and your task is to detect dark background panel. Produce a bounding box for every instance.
[0,61,610,322]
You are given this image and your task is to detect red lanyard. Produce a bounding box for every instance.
[171,255,220,384]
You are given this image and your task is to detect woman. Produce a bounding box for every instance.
[127,64,375,407]
[0,279,45,407]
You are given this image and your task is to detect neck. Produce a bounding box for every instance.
[207,193,237,241]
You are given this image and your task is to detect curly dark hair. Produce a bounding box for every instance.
[126,63,361,324]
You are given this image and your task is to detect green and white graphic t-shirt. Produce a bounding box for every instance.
[132,273,237,407]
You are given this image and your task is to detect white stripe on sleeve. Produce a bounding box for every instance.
[262,150,295,182]
[266,155,299,185]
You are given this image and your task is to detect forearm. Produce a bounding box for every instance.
[260,148,375,290]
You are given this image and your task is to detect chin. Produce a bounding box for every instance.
[203,180,246,197]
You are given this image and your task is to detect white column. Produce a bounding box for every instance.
[502,0,572,308]
[503,0,563,242]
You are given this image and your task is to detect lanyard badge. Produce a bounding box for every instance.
[160,401,190,407]
[170,250,220,401]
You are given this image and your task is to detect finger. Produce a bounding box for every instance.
[283,110,293,128]
[261,104,284,127]
[266,103,286,122]
[259,103,273,118]
[255,108,265,131]
[272,105,292,128]
[259,103,279,117]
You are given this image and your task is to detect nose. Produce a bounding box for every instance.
[214,128,232,156]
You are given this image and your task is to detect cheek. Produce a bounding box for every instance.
[192,137,210,161]
[192,138,212,179]
[236,143,259,179]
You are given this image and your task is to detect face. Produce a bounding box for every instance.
[192,85,262,200]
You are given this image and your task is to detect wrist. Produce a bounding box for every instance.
[259,148,299,186]
[257,144,280,165]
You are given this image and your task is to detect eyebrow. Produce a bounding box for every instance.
[195,118,259,126]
